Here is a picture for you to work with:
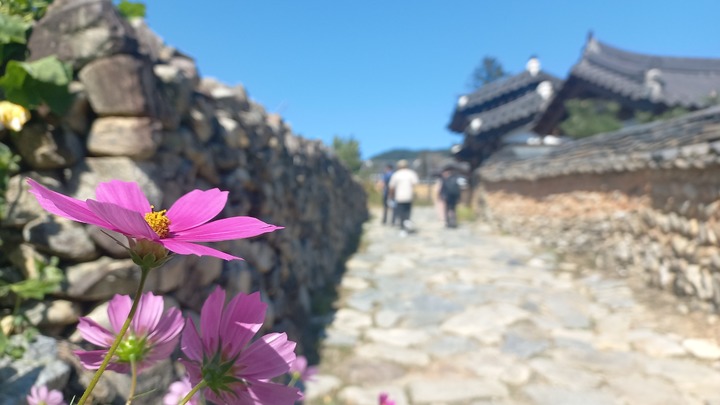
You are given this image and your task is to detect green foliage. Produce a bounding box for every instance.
[332,135,362,174]
[0,12,30,63]
[0,142,20,221]
[0,256,63,301]
[559,99,622,139]
[0,255,63,354]
[468,56,507,90]
[117,0,146,18]
[0,56,73,114]
[634,107,690,124]
[0,327,37,359]
[0,0,53,22]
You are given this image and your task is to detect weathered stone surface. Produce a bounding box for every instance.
[2,173,61,228]
[682,338,720,360]
[63,257,138,301]
[67,156,162,203]
[605,374,685,405]
[331,308,373,332]
[199,77,249,113]
[23,216,98,261]
[408,378,508,403]
[523,385,619,405]
[304,374,342,401]
[129,18,164,62]
[79,54,159,116]
[25,300,81,327]
[86,225,130,258]
[8,243,45,279]
[440,303,530,340]
[27,0,138,69]
[356,343,430,366]
[64,81,92,135]
[12,122,83,169]
[0,335,71,404]
[154,63,194,129]
[87,117,161,159]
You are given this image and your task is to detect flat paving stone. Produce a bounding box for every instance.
[408,378,509,403]
[308,207,720,405]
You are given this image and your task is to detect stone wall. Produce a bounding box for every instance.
[0,1,367,398]
[478,106,720,309]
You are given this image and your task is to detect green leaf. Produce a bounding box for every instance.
[0,56,74,114]
[117,0,146,18]
[0,330,8,355]
[0,13,30,46]
[8,278,58,300]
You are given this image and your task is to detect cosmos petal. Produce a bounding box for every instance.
[86,200,158,240]
[170,216,283,242]
[76,317,114,347]
[247,379,303,405]
[237,333,296,380]
[200,287,225,353]
[219,292,266,359]
[94,180,151,214]
[160,239,241,260]
[26,179,112,228]
[166,188,228,232]
[130,292,164,336]
[107,294,132,334]
[180,318,203,362]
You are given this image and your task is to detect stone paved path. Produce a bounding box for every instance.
[305,207,720,405]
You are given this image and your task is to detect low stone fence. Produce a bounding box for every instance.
[479,106,720,309]
[0,1,367,401]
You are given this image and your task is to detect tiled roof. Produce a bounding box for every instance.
[574,38,720,108]
[465,91,549,135]
[534,37,720,134]
[448,70,562,134]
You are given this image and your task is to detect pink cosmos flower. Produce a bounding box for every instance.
[180,287,302,404]
[290,355,318,382]
[27,179,282,260]
[75,292,184,373]
[379,393,396,405]
[26,385,66,405]
[163,376,199,405]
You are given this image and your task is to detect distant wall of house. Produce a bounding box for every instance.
[0,2,367,391]
[478,106,720,309]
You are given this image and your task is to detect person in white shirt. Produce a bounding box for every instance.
[388,159,419,232]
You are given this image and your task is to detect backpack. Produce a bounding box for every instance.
[443,174,461,199]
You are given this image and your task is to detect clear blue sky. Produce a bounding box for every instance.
[146,1,720,158]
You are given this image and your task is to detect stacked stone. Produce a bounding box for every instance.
[1,0,367,377]
[477,105,720,311]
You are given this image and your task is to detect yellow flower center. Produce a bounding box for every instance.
[144,206,170,238]
[0,101,30,132]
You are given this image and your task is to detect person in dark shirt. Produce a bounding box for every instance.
[381,164,395,225]
[439,165,462,228]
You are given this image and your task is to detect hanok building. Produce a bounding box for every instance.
[448,57,563,170]
[534,34,720,135]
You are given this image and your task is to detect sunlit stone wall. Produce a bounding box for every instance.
[0,3,367,399]
[479,106,720,309]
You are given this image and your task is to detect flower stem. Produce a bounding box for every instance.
[126,357,138,405]
[179,380,206,405]
[77,266,151,405]
[288,372,300,387]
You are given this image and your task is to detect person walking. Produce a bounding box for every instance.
[439,165,462,228]
[389,159,419,235]
[380,164,395,225]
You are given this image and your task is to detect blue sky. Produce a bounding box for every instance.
[147,1,720,158]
